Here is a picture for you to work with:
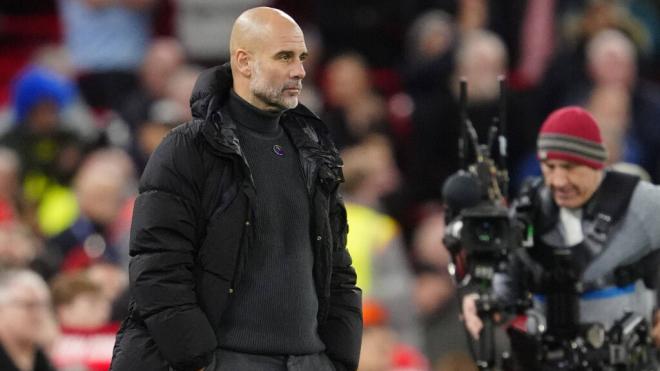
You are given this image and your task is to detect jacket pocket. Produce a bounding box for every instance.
[195,192,247,330]
[196,269,231,329]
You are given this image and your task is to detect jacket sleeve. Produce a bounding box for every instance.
[128,131,216,371]
[318,190,363,371]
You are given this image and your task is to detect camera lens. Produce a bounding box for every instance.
[476,221,495,242]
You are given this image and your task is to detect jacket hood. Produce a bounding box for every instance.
[190,63,233,121]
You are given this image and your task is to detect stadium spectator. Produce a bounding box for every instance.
[131,99,185,172]
[0,148,21,224]
[119,37,185,130]
[44,148,135,277]
[162,65,201,122]
[341,135,420,346]
[358,299,430,371]
[0,269,56,371]
[58,0,156,110]
[0,224,41,271]
[409,30,537,201]
[322,53,392,149]
[50,272,118,371]
[0,66,86,236]
[583,29,660,181]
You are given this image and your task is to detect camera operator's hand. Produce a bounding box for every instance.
[462,293,484,340]
[652,309,660,348]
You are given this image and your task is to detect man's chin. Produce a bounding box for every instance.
[281,98,299,109]
[263,99,297,112]
[554,196,582,209]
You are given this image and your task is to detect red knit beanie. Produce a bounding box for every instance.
[537,106,607,169]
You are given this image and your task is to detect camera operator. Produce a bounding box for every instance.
[461,106,660,365]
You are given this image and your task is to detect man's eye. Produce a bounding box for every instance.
[280,54,290,61]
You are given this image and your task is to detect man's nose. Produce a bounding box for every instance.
[550,169,568,188]
[291,61,306,80]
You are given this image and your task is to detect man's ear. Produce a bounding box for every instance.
[234,49,252,77]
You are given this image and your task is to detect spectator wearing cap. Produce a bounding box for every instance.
[536,105,608,172]
[0,66,87,236]
[461,106,660,367]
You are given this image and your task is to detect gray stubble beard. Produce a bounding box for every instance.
[250,61,301,111]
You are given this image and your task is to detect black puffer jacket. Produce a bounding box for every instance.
[110,65,362,371]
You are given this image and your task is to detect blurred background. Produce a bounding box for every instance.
[0,0,659,370]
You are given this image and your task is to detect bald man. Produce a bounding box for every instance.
[110,7,362,371]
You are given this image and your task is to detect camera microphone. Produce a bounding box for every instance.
[442,171,481,213]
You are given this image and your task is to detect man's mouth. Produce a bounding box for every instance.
[553,188,576,200]
[283,83,302,92]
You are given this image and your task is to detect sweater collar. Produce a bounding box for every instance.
[228,90,281,135]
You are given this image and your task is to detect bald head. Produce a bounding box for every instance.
[229,7,308,112]
[230,7,300,58]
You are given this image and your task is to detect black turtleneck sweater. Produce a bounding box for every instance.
[215,91,324,355]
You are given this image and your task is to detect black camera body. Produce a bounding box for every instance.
[460,204,519,252]
[443,191,525,286]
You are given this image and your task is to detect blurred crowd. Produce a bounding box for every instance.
[1,0,660,370]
